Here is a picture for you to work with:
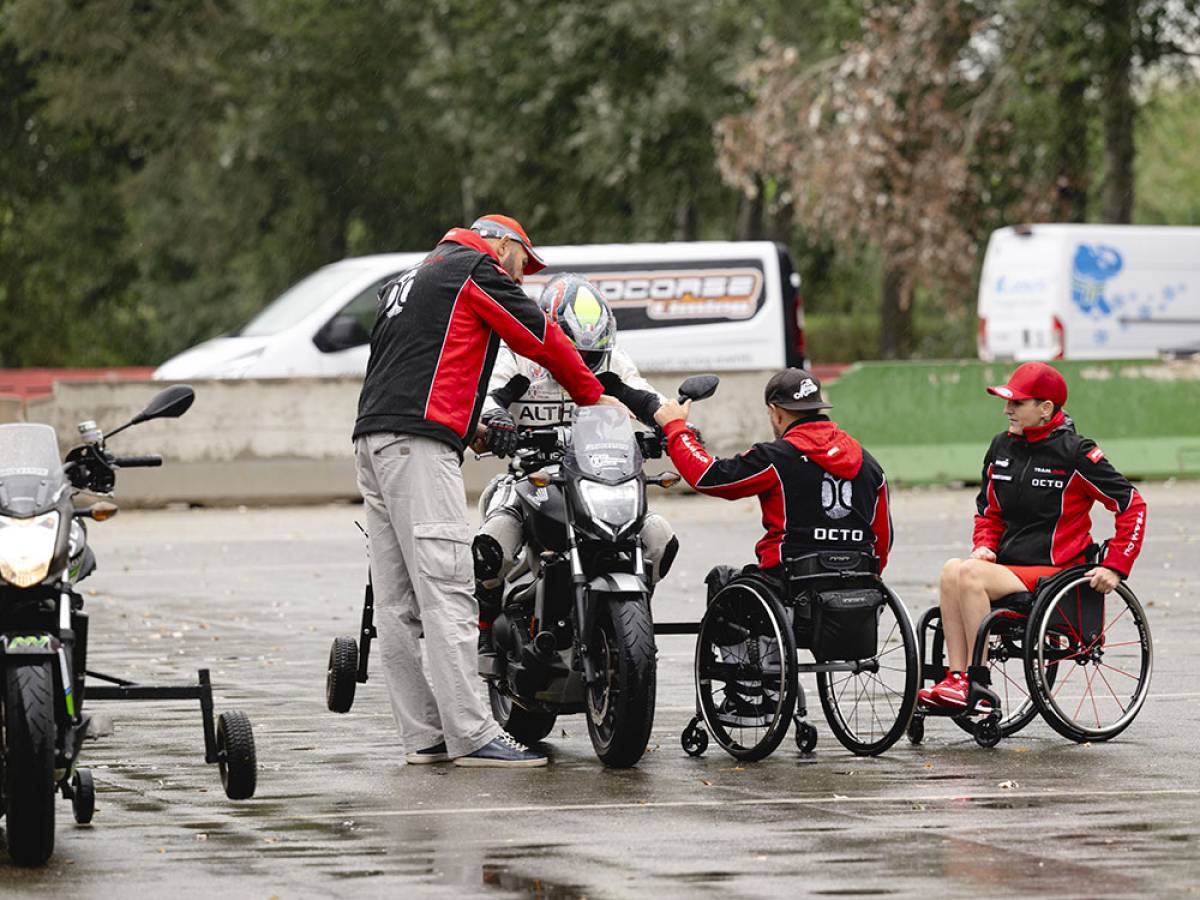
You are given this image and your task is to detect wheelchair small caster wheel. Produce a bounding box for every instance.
[71,768,95,824]
[907,715,925,745]
[973,715,1001,748]
[681,720,708,757]
[795,721,818,754]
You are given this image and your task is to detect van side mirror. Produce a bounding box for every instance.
[678,375,719,403]
[314,314,370,353]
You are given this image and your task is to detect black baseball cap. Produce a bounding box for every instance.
[764,367,833,412]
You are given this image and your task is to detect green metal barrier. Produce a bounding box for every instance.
[823,360,1200,483]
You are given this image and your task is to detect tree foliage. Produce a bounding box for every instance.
[0,0,1196,366]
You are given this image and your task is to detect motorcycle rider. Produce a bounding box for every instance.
[473,273,679,652]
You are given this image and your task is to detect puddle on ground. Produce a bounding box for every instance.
[481,863,587,898]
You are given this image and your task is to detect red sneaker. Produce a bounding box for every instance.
[929,672,969,710]
[917,682,944,709]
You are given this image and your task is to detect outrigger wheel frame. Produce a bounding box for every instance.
[85,667,257,800]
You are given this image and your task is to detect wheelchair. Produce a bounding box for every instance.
[909,562,1153,748]
[678,551,920,760]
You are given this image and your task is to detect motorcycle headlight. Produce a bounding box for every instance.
[577,480,641,537]
[0,512,61,588]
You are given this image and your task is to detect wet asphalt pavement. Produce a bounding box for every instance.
[2,481,1198,898]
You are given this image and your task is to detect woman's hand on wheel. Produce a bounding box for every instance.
[1086,566,1121,593]
[970,546,997,562]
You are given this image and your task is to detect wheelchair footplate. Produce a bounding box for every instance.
[84,667,257,799]
[909,664,1004,748]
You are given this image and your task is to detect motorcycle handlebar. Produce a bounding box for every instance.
[112,455,163,468]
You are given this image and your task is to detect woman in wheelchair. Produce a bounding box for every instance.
[917,362,1149,737]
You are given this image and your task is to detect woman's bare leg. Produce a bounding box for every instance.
[953,559,1027,671]
[939,559,967,671]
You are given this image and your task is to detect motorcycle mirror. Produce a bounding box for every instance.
[107,385,195,439]
[75,501,119,522]
[677,374,719,403]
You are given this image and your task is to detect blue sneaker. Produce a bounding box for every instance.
[453,733,548,768]
[405,741,450,764]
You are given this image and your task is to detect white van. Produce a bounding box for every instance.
[977,224,1200,361]
[153,241,806,379]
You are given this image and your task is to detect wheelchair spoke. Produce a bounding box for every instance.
[1073,668,1094,721]
[1095,664,1129,711]
[1097,661,1141,681]
[1087,667,1102,728]
[867,672,899,717]
[1050,658,1079,700]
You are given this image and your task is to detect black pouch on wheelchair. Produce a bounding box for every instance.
[813,586,885,661]
[1046,583,1105,645]
[784,552,880,652]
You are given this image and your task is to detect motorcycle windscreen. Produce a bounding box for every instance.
[0,424,67,516]
[564,406,642,485]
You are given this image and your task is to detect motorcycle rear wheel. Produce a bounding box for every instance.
[488,684,557,745]
[586,595,656,768]
[3,661,57,866]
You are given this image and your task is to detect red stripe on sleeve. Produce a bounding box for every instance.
[465,279,602,405]
[870,477,892,572]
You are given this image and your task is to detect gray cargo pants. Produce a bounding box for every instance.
[354,432,501,759]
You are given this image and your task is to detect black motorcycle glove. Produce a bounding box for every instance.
[481,409,519,457]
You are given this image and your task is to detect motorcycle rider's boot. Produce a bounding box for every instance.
[474,534,506,656]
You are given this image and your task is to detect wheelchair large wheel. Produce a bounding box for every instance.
[695,580,797,761]
[816,588,919,756]
[946,612,1057,739]
[1024,577,1152,743]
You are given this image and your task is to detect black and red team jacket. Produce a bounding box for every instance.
[972,412,1147,577]
[663,416,892,571]
[353,228,603,455]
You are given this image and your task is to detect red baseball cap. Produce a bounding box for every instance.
[987,362,1068,406]
[470,214,546,274]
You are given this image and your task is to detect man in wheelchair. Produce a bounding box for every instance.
[652,367,892,581]
[655,368,912,758]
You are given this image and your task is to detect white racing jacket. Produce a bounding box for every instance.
[483,345,665,428]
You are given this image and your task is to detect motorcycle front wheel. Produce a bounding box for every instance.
[586,595,656,768]
[3,661,57,866]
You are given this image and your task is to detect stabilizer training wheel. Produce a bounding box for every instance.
[217,710,257,800]
[681,719,709,757]
[906,715,925,745]
[71,768,95,825]
[973,715,1002,748]
[795,720,818,754]
[326,636,359,713]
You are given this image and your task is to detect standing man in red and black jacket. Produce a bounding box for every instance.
[353,215,614,768]
[652,368,892,577]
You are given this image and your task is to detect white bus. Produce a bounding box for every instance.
[977,224,1200,361]
[154,241,806,379]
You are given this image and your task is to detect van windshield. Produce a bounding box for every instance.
[237,265,361,337]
